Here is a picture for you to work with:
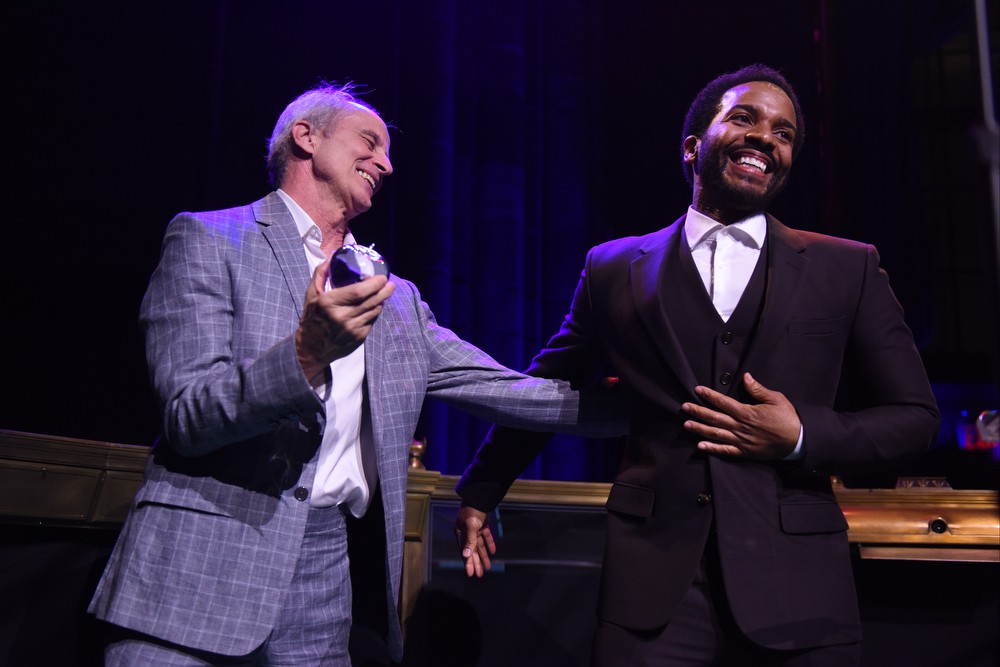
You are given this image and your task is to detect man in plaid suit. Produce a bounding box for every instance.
[89,83,621,666]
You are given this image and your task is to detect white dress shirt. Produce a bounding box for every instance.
[276,189,372,515]
[684,206,766,322]
[683,206,804,458]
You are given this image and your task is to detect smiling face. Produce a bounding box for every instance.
[684,81,797,222]
[309,105,393,220]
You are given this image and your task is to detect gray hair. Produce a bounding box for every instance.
[266,82,379,188]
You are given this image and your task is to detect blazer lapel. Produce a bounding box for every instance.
[253,192,311,320]
[631,216,700,401]
[364,290,387,472]
[741,215,809,372]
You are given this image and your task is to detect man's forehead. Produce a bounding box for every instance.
[341,105,390,144]
[714,81,795,123]
[721,81,791,108]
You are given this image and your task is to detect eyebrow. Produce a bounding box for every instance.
[359,128,387,146]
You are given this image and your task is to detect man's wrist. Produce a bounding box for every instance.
[782,424,805,461]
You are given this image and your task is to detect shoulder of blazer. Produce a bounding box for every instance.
[165,194,282,250]
[249,191,291,228]
[588,216,686,268]
[766,213,869,257]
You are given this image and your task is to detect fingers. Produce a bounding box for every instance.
[681,375,800,460]
[475,526,493,576]
[482,525,496,556]
[697,442,744,455]
[682,401,739,430]
[683,418,735,443]
[462,529,482,578]
[681,382,753,455]
[742,372,775,401]
[328,278,394,335]
[297,274,395,372]
[310,256,333,294]
[456,507,493,578]
[322,274,392,308]
[691,385,745,416]
[322,278,392,331]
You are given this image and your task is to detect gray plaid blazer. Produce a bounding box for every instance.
[89,192,619,659]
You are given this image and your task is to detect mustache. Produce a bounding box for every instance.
[725,142,775,159]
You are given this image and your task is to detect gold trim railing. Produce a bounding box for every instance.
[0,430,148,527]
[2,427,997,627]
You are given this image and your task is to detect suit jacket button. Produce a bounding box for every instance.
[721,332,734,345]
[696,493,712,507]
[294,487,309,501]
[719,373,732,385]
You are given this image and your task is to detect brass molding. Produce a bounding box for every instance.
[0,429,149,471]
[428,474,612,506]
[835,486,1000,547]
[0,430,148,527]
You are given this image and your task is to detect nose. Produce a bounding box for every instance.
[745,126,775,150]
[375,152,393,176]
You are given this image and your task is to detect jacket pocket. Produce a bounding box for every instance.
[787,317,846,335]
[779,501,849,534]
[605,482,655,518]
[134,485,237,518]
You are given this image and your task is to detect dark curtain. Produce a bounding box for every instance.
[389,0,607,478]
[0,0,834,481]
[818,0,980,352]
[7,0,993,483]
[818,0,1000,453]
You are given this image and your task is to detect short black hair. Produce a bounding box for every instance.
[680,64,805,185]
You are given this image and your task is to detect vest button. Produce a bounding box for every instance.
[294,487,309,501]
[721,332,734,345]
[720,372,732,385]
[696,493,712,507]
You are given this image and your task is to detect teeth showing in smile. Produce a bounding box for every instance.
[358,170,375,189]
[735,156,767,173]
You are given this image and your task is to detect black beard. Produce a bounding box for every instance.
[696,141,790,213]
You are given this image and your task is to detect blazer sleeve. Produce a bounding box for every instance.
[456,250,617,511]
[400,276,624,438]
[795,244,940,474]
[140,212,323,457]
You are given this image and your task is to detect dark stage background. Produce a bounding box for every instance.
[3,0,998,485]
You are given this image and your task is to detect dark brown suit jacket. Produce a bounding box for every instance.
[458,214,939,650]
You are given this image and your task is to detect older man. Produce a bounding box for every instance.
[455,65,940,666]
[89,83,620,666]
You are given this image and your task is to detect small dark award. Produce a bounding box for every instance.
[329,244,389,288]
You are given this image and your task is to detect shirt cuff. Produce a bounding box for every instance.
[782,424,805,461]
[310,365,332,401]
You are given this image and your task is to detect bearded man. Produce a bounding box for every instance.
[455,65,939,666]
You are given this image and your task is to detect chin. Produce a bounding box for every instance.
[724,172,788,211]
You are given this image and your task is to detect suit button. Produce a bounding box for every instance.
[696,493,712,507]
[294,487,309,501]
[721,332,733,345]
[719,373,732,385]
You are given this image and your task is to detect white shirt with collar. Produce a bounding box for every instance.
[684,206,766,322]
[682,205,804,459]
[277,189,372,516]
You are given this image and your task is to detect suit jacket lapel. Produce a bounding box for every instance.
[631,216,700,401]
[364,288,387,472]
[741,215,808,373]
[253,192,311,320]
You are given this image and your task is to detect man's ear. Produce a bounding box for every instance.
[291,120,317,156]
[682,135,700,165]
